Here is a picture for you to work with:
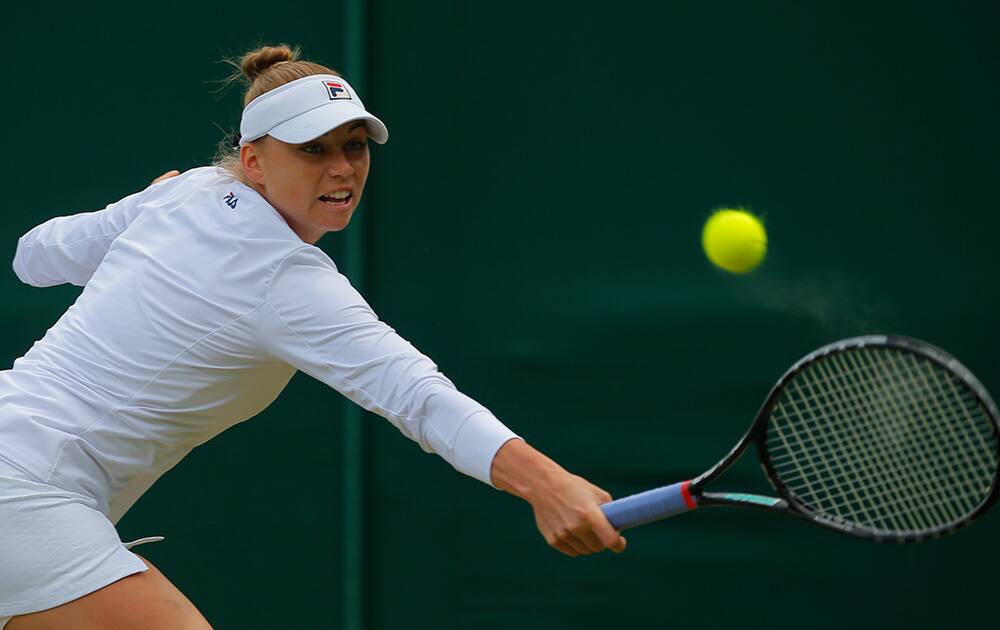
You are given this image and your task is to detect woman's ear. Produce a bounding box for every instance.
[240,142,266,186]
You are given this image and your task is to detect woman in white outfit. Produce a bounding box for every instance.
[0,45,626,629]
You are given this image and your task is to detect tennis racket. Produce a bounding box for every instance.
[601,335,1000,542]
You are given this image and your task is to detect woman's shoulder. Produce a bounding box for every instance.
[155,166,232,190]
[136,167,268,218]
[130,166,225,204]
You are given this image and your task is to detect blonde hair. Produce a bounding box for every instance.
[213,44,341,182]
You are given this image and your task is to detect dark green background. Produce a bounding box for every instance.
[1,1,997,628]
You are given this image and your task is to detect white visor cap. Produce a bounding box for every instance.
[239,74,388,146]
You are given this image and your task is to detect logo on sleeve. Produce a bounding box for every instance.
[223,191,239,209]
[324,80,352,100]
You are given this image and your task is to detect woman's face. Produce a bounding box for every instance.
[241,121,370,243]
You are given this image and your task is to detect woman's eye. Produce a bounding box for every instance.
[302,144,323,154]
[346,139,368,153]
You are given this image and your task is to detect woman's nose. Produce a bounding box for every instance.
[327,149,355,177]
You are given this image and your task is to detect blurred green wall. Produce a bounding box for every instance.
[1,1,997,628]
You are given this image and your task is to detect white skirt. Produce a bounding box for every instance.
[0,459,161,621]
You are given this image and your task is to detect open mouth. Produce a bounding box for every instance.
[319,191,353,207]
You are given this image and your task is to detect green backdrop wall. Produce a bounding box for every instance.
[1,2,997,628]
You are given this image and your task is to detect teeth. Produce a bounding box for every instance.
[327,191,351,200]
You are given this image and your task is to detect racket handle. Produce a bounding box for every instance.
[600,481,697,530]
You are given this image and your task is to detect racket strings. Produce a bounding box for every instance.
[834,351,982,527]
[850,350,991,505]
[771,359,939,532]
[783,350,995,530]
[772,362,988,521]
[788,351,990,530]
[770,390,945,532]
[890,353,995,509]
[765,347,998,535]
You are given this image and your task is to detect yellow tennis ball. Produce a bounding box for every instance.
[701,209,767,274]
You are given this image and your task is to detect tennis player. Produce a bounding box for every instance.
[0,45,625,629]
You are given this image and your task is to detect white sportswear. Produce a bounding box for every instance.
[0,167,519,524]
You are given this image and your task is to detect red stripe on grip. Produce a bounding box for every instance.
[680,480,697,509]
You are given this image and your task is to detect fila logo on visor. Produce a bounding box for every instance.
[324,80,352,100]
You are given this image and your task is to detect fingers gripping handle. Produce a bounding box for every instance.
[600,481,698,530]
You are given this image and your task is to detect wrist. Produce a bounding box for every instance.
[490,438,568,503]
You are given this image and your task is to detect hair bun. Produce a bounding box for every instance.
[240,45,300,81]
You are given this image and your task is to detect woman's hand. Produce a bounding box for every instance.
[491,439,627,557]
[527,469,627,557]
[151,170,180,185]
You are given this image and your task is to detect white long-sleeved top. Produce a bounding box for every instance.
[0,167,518,523]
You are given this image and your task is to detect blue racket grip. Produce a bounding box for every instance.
[600,481,698,530]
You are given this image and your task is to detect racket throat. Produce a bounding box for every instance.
[699,491,788,511]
